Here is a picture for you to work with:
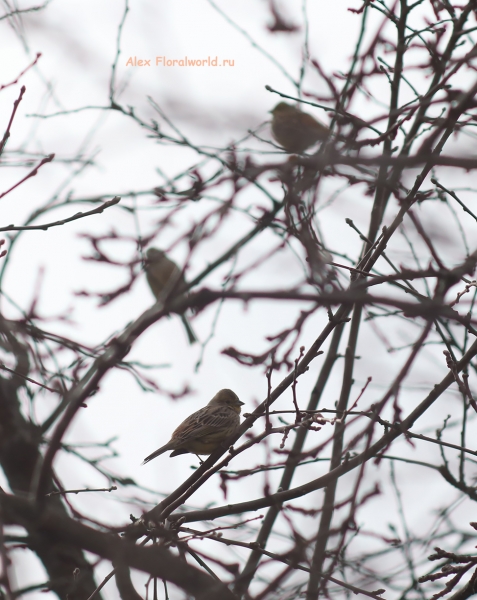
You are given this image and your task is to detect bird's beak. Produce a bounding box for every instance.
[238,400,245,405]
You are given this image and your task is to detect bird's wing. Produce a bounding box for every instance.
[172,406,236,441]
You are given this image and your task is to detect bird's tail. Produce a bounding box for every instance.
[181,314,198,345]
[142,443,172,465]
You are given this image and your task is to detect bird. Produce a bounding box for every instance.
[144,247,197,345]
[270,102,330,153]
[142,389,244,463]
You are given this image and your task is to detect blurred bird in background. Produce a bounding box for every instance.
[144,247,197,345]
[270,102,330,153]
[142,388,244,462]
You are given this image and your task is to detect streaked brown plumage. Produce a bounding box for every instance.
[142,389,244,463]
[270,102,329,153]
[144,247,197,345]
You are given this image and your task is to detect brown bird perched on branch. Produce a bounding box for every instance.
[270,102,330,153]
[142,389,244,463]
[144,247,197,345]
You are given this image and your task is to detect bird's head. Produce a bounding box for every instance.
[210,389,244,413]
[146,247,166,262]
[270,102,297,116]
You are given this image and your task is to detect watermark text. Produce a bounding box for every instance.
[125,56,235,67]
